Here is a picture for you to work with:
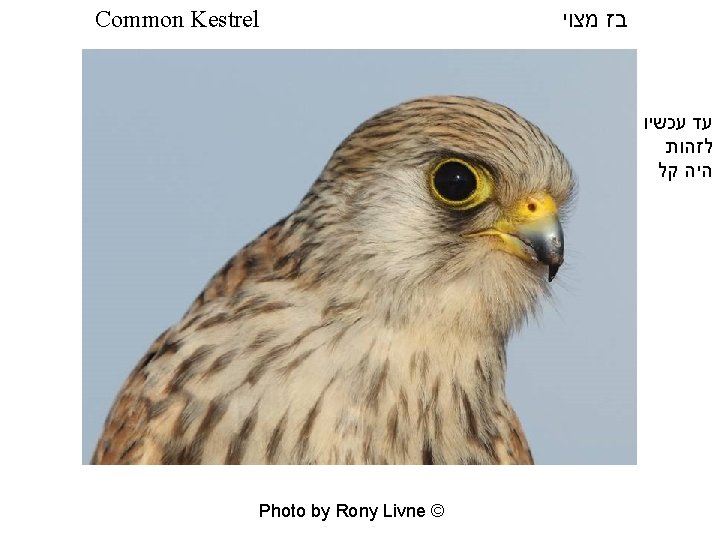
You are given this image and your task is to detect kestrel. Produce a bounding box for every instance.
[92,96,574,464]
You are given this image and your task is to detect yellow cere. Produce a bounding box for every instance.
[506,193,558,223]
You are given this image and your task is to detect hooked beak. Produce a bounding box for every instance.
[465,193,564,282]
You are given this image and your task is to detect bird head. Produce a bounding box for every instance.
[292,96,575,339]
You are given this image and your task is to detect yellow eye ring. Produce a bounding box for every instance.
[428,158,493,209]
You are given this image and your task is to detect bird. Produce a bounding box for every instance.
[92,96,574,465]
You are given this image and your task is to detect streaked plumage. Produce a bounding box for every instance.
[92,96,574,464]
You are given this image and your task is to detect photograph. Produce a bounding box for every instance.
[83,50,636,465]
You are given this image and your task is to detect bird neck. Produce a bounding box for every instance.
[306,271,515,409]
[327,315,520,464]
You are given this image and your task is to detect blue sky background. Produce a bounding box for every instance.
[83,50,636,464]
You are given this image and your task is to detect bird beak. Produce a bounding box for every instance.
[465,193,565,282]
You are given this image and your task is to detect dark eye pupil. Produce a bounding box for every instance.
[433,161,477,201]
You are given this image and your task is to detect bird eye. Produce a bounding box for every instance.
[429,158,493,208]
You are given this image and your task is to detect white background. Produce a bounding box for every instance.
[2,0,718,538]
